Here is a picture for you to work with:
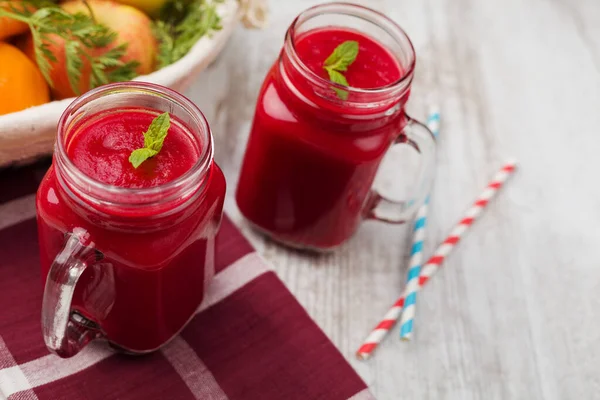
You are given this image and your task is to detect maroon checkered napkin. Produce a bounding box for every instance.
[0,161,373,400]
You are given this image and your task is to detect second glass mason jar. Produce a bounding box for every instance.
[37,83,226,357]
[236,3,436,250]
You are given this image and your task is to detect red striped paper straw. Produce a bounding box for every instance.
[356,159,517,360]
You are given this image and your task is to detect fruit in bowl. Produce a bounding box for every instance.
[0,0,224,108]
[0,0,266,167]
[19,0,157,100]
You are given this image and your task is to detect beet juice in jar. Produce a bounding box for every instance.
[236,3,436,250]
[37,83,226,358]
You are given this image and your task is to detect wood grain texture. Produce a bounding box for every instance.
[186,0,600,398]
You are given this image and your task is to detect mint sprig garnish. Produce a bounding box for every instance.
[129,112,171,168]
[323,40,359,100]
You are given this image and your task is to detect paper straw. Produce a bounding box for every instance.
[398,107,441,340]
[356,159,518,360]
[398,201,429,340]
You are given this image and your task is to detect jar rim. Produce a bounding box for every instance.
[55,82,214,209]
[284,2,416,99]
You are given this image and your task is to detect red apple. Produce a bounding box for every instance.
[22,0,157,100]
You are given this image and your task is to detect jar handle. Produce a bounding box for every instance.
[365,113,437,223]
[42,228,103,358]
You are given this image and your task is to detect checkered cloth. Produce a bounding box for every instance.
[0,160,373,400]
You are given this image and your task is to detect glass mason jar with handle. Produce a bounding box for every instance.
[236,2,436,250]
[37,82,226,358]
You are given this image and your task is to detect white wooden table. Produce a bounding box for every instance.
[187,0,600,398]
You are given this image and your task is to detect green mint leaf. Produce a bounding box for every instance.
[332,87,349,101]
[143,112,171,152]
[326,68,349,86]
[324,40,359,72]
[325,68,349,100]
[323,40,359,100]
[129,148,158,168]
[128,112,171,168]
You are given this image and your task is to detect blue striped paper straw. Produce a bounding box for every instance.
[399,106,440,340]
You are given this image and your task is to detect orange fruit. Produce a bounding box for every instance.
[0,42,50,115]
[0,2,33,40]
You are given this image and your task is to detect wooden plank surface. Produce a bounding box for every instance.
[186,0,600,398]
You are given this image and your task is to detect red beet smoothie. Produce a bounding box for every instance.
[67,109,199,188]
[236,28,406,249]
[37,108,226,351]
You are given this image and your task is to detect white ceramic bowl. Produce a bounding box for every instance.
[0,0,250,167]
